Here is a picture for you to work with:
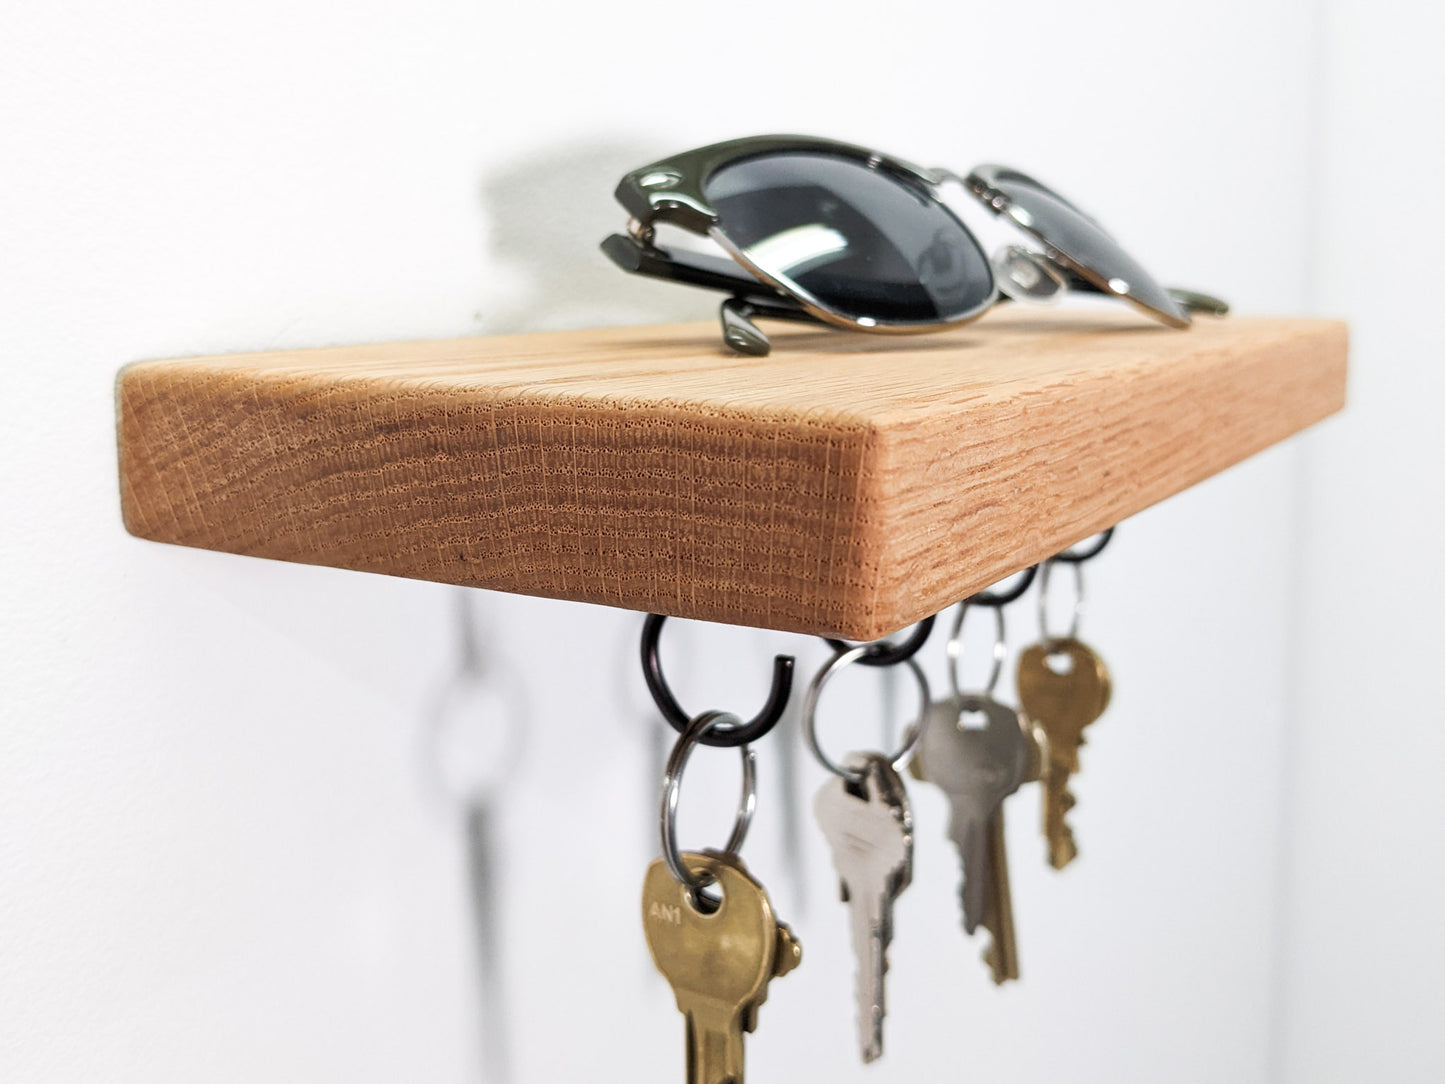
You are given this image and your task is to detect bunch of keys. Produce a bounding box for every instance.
[912,599,1037,984]
[801,644,931,1062]
[634,534,1116,1077]
[641,710,802,1084]
[1017,557,1113,870]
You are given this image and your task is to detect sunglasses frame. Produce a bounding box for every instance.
[965,163,1194,328]
[604,134,1226,355]
[612,134,999,344]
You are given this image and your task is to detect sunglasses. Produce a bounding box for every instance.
[601,135,1228,355]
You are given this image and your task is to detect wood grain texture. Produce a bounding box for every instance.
[116,307,1347,639]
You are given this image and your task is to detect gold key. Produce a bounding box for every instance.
[1020,715,1047,785]
[642,850,801,1084]
[1017,638,1111,870]
[981,718,1046,982]
[979,717,1043,984]
[979,807,1019,983]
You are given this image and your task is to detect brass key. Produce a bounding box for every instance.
[979,808,1018,983]
[982,718,1045,982]
[1017,638,1111,870]
[642,850,801,1084]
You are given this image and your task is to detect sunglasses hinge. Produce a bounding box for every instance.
[626,217,656,247]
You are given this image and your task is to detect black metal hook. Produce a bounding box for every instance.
[968,565,1039,608]
[1052,527,1115,564]
[963,528,1112,609]
[640,614,795,748]
[822,616,936,668]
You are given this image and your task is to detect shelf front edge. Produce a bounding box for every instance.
[116,311,1347,640]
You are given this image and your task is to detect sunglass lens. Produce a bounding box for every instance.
[971,166,1189,326]
[702,152,993,326]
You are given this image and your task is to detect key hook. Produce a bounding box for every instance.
[641,614,795,748]
[1053,527,1114,564]
[965,526,1110,611]
[822,615,936,668]
[968,565,1038,607]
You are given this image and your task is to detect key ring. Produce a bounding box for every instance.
[802,645,929,782]
[946,600,1008,697]
[658,710,758,901]
[1037,558,1086,642]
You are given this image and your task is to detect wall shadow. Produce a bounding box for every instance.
[477,140,713,336]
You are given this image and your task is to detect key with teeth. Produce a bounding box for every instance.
[814,752,913,1063]
[915,693,1030,951]
[980,803,1019,983]
[1017,638,1111,870]
[642,849,801,1084]
[981,719,1045,983]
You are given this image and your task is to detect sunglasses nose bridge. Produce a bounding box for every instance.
[992,245,1066,303]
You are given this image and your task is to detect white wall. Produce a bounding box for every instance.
[1273,4,1445,1080]
[1,1,1434,1081]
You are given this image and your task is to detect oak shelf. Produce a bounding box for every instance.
[116,308,1347,640]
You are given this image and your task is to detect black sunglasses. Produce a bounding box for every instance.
[601,135,1227,355]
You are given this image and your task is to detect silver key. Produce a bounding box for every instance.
[814,752,913,1063]
[915,694,1029,933]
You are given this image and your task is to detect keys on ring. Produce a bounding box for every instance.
[803,643,928,1063]
[636,531,1118,1074]
[642,710,802,1084]
[913,601,1034,984]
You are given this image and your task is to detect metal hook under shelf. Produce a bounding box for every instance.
[640,613,795,748]
[820,616,937,667]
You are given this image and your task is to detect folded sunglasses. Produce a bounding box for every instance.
[601,135,1227,355]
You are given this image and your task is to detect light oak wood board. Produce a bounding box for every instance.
[116,307,1347,640]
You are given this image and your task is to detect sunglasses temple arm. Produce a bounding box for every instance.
[600,234,809,309]
[601,234,827,354]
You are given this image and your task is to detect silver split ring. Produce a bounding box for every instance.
[947,600,1007,697]
[1038,558,1085,642]
[802,645,929,781]
[658,710,757,896]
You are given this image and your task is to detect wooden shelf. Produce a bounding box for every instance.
[116,308,1346,640]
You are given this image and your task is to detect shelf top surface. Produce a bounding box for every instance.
[137,307,1319,422]
[118,307,1347,639]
